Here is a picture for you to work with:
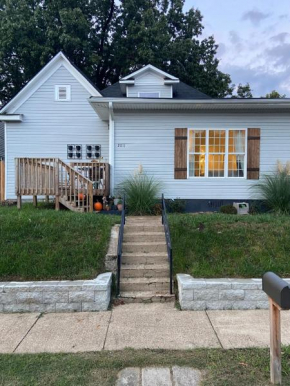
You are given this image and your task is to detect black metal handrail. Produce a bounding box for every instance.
[116,195,126,297]
[162,194,173,294]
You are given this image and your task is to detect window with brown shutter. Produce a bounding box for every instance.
[174,128,187,179]
[247,128,260,179]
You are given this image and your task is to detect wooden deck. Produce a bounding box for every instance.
[15,158,110,212]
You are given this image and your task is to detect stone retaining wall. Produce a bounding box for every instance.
[0,272,112,313]
[177,274,290,310]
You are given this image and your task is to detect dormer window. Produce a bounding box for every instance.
[138,92,160,98]
[55,85,71,101]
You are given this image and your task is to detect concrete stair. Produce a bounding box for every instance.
[118,216,174,304]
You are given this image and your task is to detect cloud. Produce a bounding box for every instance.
[241,9,271,25]
[229,31,244,52]
[266,43,290,67]
[270,32,290,43]
[220,63,290,97]
[217,42,226,56]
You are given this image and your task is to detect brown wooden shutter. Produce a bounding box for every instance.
[247,128,260,179]
[174,128,187,179]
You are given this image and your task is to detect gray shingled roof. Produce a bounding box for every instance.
[101,81,211,99]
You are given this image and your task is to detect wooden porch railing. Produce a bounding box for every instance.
[15,158,109,211]
[70,161,110,196]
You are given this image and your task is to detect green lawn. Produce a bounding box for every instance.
[0,204,119,281]
[170,213,290,278]
[0,348,290,385]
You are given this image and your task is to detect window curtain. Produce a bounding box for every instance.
[233,131,244,176]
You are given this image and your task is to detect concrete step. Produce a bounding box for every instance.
[120,277,170,292]
[123,232,165,243]
[122,252,168,264]
[125,224,164,233]
[122,242,167,253]
[116,291,175,304]
[121,263,169,278]
[126,216,162,224]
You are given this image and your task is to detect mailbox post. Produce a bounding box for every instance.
[262,272,290,385]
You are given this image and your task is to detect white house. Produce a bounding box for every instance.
[1,51,290,211]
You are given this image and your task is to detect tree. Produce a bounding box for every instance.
[264,90,286,99]
[0,0,234,105]
[232,83,253,98]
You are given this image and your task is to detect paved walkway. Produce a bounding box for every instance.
[1,303,290,353]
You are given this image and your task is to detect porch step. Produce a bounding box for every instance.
[121,263,169,278]
[123,232,165,243]
[122,241,167,253]
[122,252,168,264]
[124,224,164,233]
[116,291,175,304]
[59,197,85,212]
[120,277,170,292]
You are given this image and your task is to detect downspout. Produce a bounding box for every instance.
[4,122,7,200]
[109,102,115,195]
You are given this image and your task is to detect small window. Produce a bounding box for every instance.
[86,144,101,159]
[67,144,82,159]
[55,85,71,101]
[138,92,160,98]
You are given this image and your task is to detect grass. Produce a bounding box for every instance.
[0,348,290,385]
[0,204,119,281]
[170,213,290,278]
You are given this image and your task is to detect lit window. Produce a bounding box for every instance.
[55,85,71,101]
[138,92,160,98]
[188,129,246,178]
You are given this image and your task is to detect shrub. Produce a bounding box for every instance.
[220,204,237,214]
[166,199,186,213]
[253,161,290,214]
[118,169,161,215]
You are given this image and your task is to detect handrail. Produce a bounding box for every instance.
[162,194,173,294]
[116,195,126,297]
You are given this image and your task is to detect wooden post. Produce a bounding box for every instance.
[33,195,37,207]
[89,182,94,213]
[45,195,49,203]
[55,159,60,211]
[269,297,282,385]
[17,195,22,210]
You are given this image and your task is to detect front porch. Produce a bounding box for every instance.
[15,158,111,212]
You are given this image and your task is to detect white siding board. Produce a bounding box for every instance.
[6,65,108,199]
[114,111,290,199]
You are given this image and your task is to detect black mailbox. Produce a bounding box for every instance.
[262,272,290,309]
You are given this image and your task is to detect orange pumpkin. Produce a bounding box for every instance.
[94,201,103,212]
[78,193,85,200]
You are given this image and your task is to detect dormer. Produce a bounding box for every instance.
[119,64,179,98]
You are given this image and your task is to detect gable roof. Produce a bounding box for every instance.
[0,52,102,114]
[101,80,211,99]
[121,64,179,81]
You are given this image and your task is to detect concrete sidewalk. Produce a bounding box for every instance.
[1,303,290,353]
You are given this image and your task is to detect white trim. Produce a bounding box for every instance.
[0,114,23,122]
[109,102,114,195]
[1,52,101,114]
[4,122,7,200]
[121,64,179,81]
[187,128,247,179]
[55,85,71,101]
[138,91,160,98]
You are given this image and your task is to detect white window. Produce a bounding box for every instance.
[138,92,160,98]
[55,85,71,101]
[188,129,246,178]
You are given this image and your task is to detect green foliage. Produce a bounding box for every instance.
[0,0,234,105]
[231,83,253,98]
[220,204,237,214]
[118,171,161,215]
[253,163,290,214]
[0,203,119,280]
[264,90,286,99]
[166,199,186,213]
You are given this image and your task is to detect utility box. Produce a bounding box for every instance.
[233,202,249,215]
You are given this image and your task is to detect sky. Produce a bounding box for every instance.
[184,0,290,96]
